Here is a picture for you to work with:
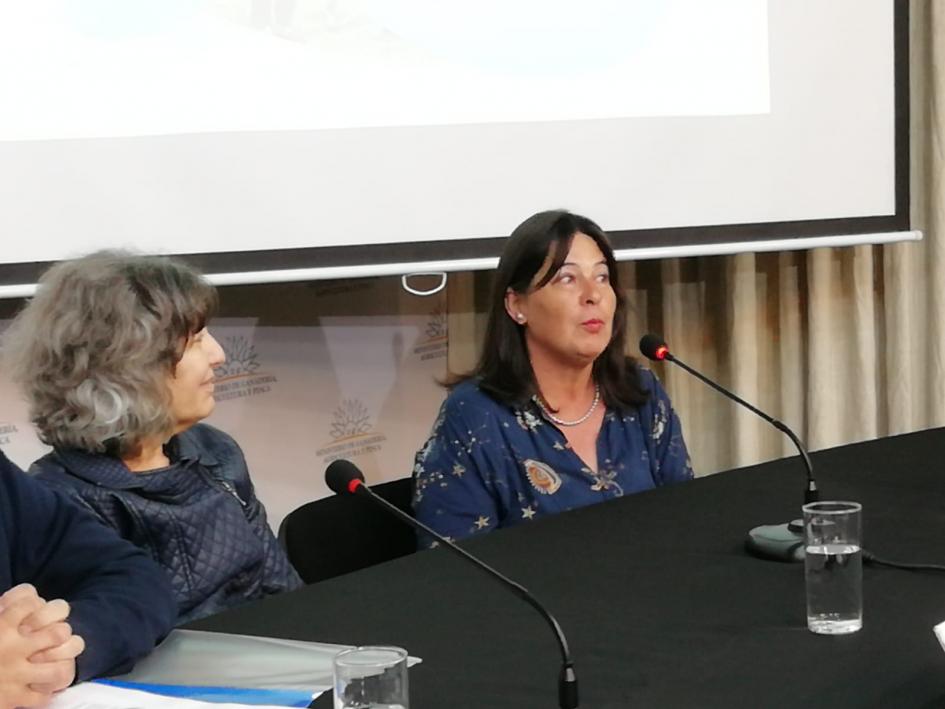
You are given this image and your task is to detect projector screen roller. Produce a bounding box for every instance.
[0,0,909,290]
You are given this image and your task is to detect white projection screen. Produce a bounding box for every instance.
[0,0,910,292]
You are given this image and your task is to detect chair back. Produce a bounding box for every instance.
[278,477,416,584]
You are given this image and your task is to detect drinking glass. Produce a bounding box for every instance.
[333,646,409,709]
[803,501,863,635]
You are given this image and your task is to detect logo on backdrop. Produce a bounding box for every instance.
[316,398,387,463]
[412,305,448,361]
[0,422,18,447]
[214,336,278,401]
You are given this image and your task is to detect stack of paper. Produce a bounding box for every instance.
[110,628,348,692]
[50,629,421,707]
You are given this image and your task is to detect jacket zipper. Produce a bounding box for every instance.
[220,479,247,506]
[211,476,247,507]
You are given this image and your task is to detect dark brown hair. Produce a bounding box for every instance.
[459,209,647,410]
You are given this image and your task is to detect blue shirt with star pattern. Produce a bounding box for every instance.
[411,366,693,547]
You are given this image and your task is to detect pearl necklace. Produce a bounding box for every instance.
[532,384,601,427]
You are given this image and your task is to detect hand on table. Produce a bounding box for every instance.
[0,584,85,709]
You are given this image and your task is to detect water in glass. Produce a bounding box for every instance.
[804,543,862,634]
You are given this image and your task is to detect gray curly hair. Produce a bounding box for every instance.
[2,251,218,456]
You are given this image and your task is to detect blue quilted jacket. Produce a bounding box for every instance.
[30,424,302,624]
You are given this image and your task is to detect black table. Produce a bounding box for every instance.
[193,428,945,708]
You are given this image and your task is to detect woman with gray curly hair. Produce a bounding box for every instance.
[3,251,301,623]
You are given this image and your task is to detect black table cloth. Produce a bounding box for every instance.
[192,428,945,708]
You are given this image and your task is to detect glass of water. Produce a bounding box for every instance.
[802,501,863,635]
[333,646,409,709]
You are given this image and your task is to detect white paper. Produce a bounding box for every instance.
[934,620,945,653]
[46,682,293,709]
[112,628,349,691]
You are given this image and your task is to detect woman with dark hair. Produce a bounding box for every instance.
[412,210,692,545]
[3,251,301,623]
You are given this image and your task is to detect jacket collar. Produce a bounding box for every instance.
[55,430,219,489]
[166,431,219,468]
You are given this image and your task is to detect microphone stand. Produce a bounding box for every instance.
[658,350,819,562]
[350,480,579,709]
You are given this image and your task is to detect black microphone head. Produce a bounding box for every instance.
[325,459,366,495]
[639,333,670,361]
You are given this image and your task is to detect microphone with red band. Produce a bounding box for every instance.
[639,333,820,563]
[325,459,580,709]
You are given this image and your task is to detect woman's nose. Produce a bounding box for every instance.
[582,277,602,304]
[205,332,226,366]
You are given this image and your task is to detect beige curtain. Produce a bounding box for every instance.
[445,1,945,477]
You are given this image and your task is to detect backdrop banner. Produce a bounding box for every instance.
[0,278,448,530]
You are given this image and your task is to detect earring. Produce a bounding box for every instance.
[516,313,526,323]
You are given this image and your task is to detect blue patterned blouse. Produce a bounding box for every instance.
[412,367,693,547]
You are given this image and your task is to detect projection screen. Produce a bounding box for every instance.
[0,0,912,295]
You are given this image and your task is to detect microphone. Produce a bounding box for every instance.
[325,459,579,709]
[639,334,819,563]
